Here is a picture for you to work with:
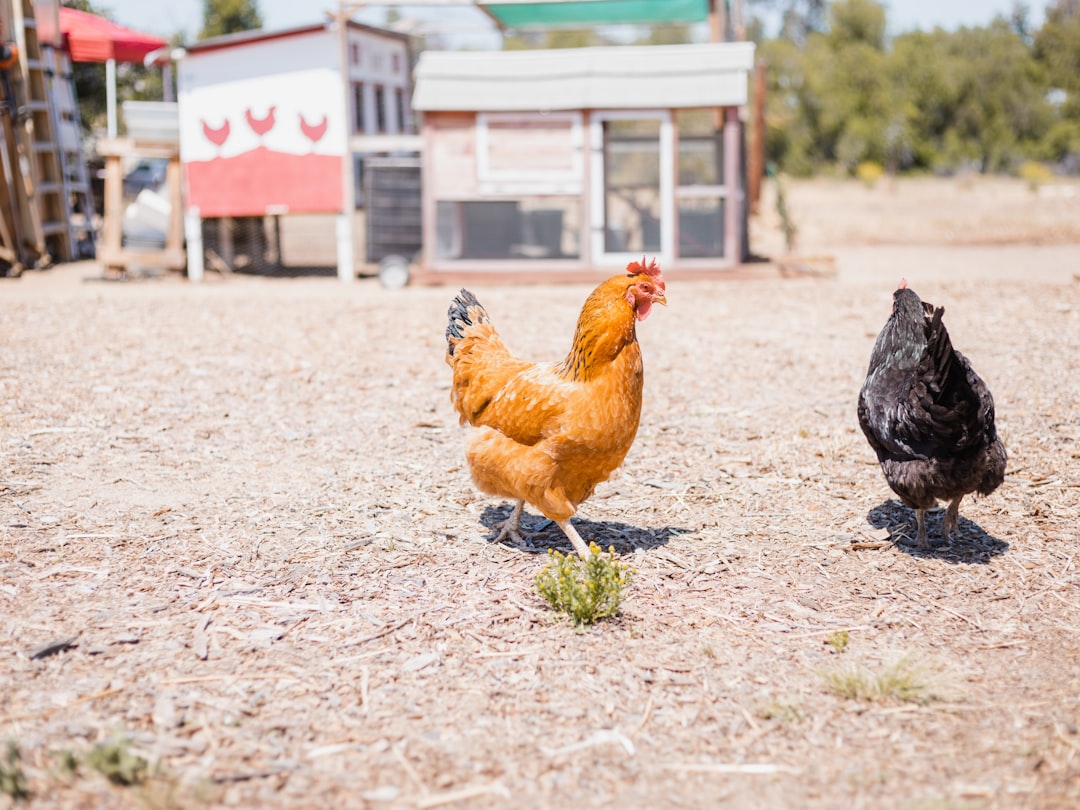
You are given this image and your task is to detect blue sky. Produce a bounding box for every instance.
[97,0,1047,44]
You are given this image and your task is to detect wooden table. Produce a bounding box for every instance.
[97,137,186,277]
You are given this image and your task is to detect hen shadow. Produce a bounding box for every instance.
[867,499,1008,564]
[479,504,683,555]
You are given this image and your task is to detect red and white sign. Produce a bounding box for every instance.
[179,29,345,217]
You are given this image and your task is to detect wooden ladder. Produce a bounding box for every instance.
[11,0,71,263]
[43,43,95,258]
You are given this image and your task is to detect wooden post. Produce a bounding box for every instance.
[723,107,740,264]
[748,59,766,216]
[336,0,356,282]
[708,0,728,132]
[101,148,124,276]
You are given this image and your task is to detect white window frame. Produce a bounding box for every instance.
[476,111,584,190]
[589,110,674,267]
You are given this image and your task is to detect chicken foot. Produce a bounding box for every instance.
[912,496,964,549]
[490,503,592,557]
[491,500,527,546]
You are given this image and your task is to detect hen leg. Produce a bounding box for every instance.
[942,496,962,543]
[556,519,593,558]
[915,508,929,549]
[491,500,527,546]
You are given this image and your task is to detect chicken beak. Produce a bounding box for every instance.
[655,294,667,306]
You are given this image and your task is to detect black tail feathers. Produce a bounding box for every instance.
[446,289,488,356]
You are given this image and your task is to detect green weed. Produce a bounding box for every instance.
[820,655,944,704]
[535,543,633,626]
[758,701,804,723]
[84,737,149,786]
[0,741,29,801]
[824,630,850,653]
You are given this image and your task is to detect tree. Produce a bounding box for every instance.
[888,30,955,170]
[758,0,1063,175]
[761,0,892,174]
[747,0,828,45]
[502,27,611,50]
[1033,0,1080,161]
[199,0,263,40]
[815,0,891,169]
[942,21,1051,171]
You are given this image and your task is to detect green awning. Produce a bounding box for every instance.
[481,0,711,28]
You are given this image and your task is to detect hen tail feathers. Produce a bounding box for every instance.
[446,289,490,358]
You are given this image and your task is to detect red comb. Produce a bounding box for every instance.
[898,277,908,289]
[626,256,665,290]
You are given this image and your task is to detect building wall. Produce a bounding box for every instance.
[345,29,412,136]
[179,25,411,218]
[426,113,478,198]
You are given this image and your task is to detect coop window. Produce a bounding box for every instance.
[374,85,387,133]
[435,197,581,261]
[476,112,583,189]
[352,82,365,133]
[674,109,730,259]
[394,88,406,133]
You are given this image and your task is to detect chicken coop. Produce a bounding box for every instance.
[409,41,755,285]
[177,20,419,281]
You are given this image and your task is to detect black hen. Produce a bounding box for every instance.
[857,282,1006,548]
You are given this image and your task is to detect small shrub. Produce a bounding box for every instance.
[534,543,632,625]
[84,738,148,786]
[820,655,942,704]
[1018,160,1052,192]
[1,741,29,801]
[824,630,850,653]
[855,161,884,188]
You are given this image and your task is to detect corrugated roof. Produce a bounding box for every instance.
[412,42,755,112]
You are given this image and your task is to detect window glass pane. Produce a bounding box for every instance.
[352,82,365,133]
[374,85,386,132]
[678,136,723,186]
[603,119,660,253]
[676,109,724,187]
[678,197,725,258]
[395,88,406,133]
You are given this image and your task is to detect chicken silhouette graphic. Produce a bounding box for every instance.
[299,113,328,149]
[245,106,276,138]
[201,118,230,148]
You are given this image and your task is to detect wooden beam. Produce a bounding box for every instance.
[748,59,766,215]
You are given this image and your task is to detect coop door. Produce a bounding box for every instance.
[590,112,673,267]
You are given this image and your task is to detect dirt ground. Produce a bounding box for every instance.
[2,176,1079,809]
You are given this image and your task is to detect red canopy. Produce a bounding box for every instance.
[59,7,167,64]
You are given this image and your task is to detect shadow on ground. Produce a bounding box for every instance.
[479,504,686,555]
[867,499,1009,564]
[234,265,340,279]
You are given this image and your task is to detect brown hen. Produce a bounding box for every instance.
[445,259,666,557]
